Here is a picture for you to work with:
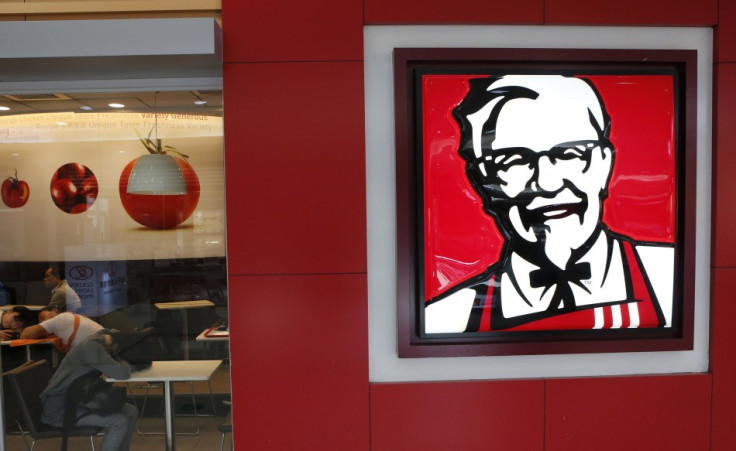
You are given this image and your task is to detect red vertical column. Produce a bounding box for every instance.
[221,0,368,449]
[711,0,736,445]
[542,1,718,449]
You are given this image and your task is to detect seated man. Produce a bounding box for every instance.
[20,306,102,351]
[43,266,82,313]
[40,332,138,451]
[0,305,34,340]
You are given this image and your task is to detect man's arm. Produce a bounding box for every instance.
[85,337,132,381]
[20,324,49,339]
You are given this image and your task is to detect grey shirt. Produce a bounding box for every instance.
[49,279,82,312]
[40,331,131,426]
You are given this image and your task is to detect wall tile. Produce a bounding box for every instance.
[710,268,736,450]
[364,0,543,24]
[227,273,369,450]
[716,0,736,62]
[224,61,367,275]
[370,380,544,450]
[713,64,736,267]
[546,0,717,25]
[545,374,711,450]
[221,0,362,63]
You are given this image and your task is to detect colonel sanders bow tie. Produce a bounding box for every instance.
[528,262,592,311]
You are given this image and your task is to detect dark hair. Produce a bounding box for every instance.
[109,328,156,371]
[46,265,62,279]
[10,306,34,325]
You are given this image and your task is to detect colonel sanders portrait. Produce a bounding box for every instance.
[424,75,675,334]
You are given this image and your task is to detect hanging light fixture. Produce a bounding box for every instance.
[125,154,187,194]
[125,92,187,195]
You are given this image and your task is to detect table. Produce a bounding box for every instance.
[108,359,221,451]
[0,304,46,311]
[196,326,229,362]
[1,339,60,366]
[154,300,214,359]
[196,326,229,342]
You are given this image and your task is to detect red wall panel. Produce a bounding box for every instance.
[364,0,543,25]
[227,274,369,450]
[370,380,544,450]
[545,0,717,26]
[716,0,736,62]
[712,64,736,267]
[221,0,362,63]
[224,61,367,275]
[545,374,712,450]
[710,268,736,449]
[219,0,727,449]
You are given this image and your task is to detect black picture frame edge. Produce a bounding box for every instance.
[394,47,698,358]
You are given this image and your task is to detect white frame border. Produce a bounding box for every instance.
[365,25,712,382]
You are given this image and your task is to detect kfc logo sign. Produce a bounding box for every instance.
[422,74,676,334]
[68,265,94,281]
[394,48,697,357]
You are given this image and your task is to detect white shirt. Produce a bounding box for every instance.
[40,312,103,349]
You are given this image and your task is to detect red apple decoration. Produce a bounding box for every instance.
[50,163,98,213]
[119,131,200,229]
[2,169,30,208]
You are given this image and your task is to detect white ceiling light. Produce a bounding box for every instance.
[109,103,125,108]
[126,154,187,195]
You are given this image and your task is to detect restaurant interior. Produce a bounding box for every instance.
[0,87,232,450]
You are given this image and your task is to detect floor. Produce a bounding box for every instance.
[5,365,233,451]
[6,415,232,451]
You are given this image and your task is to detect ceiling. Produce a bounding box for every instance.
[0,90,223,116]
[0,19,223,117]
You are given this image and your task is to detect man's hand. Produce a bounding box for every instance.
[0,329,18,340]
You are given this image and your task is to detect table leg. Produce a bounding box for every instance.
[164,381,176,451]
[182,310,189,360]
[52,347,59,367]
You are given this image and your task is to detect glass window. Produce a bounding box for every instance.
[0,90,230,446]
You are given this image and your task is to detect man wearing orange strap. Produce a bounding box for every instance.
[20,306,102,351]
